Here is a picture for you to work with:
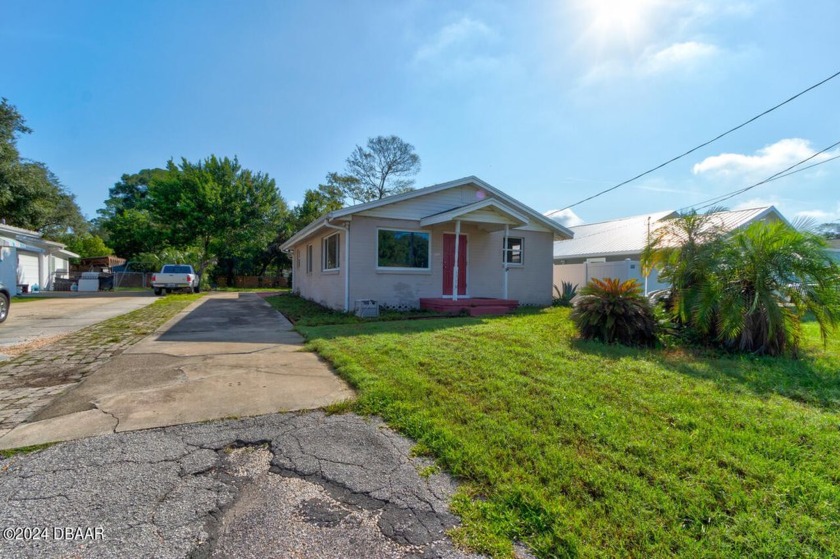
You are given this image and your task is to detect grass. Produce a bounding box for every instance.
[280,303,840,558]
[0,442,56,459]
[265,293,447,327]
[10,296,50,303]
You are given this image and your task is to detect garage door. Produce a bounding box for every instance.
[17,251,40,288]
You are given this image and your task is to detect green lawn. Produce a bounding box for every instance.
[267,296,840,558]
[10,296,51,303]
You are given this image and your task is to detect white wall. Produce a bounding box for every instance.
[553,258,669,294]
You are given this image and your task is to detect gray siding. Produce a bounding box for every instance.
[291,230,347,310]
[346,216,554,308]
[289,192,557,310]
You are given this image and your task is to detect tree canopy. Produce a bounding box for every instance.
[0,98,87,238]
[334,135,420,203]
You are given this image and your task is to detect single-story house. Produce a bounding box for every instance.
[280,176,573,313]
[549,206,788,293]
[0,223,79,295]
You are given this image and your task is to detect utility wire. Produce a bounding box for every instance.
[559,69,840,211]
[687,140,840,212]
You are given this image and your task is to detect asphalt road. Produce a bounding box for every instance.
[0,412,485,559]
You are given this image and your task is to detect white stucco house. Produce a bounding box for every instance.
[280,176,573,314]
[549,206,788,293]
[0,223,79,295]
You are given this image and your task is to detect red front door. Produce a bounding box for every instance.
[442,233,467,296]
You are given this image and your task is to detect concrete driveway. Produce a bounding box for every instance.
[0,292,156,359]
[0,293,354,449]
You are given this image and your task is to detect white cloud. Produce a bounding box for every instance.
[692,138,837,179]
[579,40,723,85]
[414,17,495,63]
[639,41,720,75]
[794,203,840,223]
[571,0,755,86]
[731,196,781,211]
[544,208,585,227]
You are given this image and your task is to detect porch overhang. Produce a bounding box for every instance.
[419,198,530,231]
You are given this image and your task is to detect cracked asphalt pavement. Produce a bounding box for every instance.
[0,412,484,559]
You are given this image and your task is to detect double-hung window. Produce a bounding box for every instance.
[503,237,523,265]
[323,233,340,271]
[377,229,430,270]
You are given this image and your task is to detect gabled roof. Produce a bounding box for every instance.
[553,206,787,260]
[281,176,573,250]
[419,198,529,228]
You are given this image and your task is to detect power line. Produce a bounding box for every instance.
[559,69,840,211]
[686,140,840,212]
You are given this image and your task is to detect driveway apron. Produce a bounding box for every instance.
[0,293,354,449]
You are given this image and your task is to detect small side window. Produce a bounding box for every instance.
[503,237,523,265]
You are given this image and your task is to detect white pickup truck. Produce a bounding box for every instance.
[151,264,200,295]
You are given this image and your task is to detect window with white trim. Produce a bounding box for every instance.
[323,233,340,271]
[377,229,430,269]
[306,244,313,273]
[503,237,523,265]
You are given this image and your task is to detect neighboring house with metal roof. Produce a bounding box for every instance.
[280,176,573,312]
[550,206,788,293]
[0,223,79,295]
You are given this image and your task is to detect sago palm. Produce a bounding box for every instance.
[571,278,657,347]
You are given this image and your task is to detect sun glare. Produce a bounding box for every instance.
[575,0,661,52]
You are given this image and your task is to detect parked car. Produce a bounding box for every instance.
[0,282,9,323]
[150,264,200,295]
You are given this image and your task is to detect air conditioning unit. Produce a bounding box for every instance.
[354,299,379,318]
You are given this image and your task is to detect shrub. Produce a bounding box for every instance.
[552,281,578,307]
[571,278,657,347]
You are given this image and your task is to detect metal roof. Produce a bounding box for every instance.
[552,206,786,259]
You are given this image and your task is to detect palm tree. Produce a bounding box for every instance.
[641,208,727,330]
[710,221,840,355]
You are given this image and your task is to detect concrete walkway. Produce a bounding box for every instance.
[0,293,354,450]
[0,292,156,359]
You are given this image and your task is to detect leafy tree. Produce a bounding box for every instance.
[60,232,113,259]
[97,169,165,220]
[292,181,345,229]
[0,98,86,238]
[337,135,420,203]
[148,155,288,279]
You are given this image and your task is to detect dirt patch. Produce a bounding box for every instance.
[0,334,70,358]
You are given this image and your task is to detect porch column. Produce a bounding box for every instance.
[452,220,461,302]
[503,224,509,300]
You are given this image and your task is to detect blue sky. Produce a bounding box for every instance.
[3,0,838,227]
